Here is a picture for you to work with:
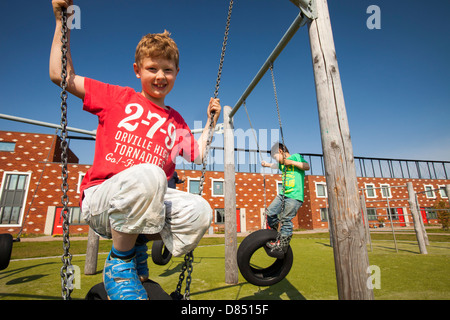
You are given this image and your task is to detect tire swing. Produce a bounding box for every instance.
[237,64,293,286]
[151,240,172,265]
[0,234,14,271]
[86,240,174,299]
[237,229,293,286]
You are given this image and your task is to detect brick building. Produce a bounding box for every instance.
[0,130,448,237]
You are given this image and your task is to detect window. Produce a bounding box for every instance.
[424,185,436,199]
[316,182,327,198]
[188,179,200,194]
[0,142,15,152]
[422,207,438,220]
[212,180,224,197]
[320,208,328,221]
[365,183,376,198]
[367,208,377,220]
[0,173,30,225]
[276,181,283,194]
[215,208,225,224]
[70,207,85,225]
[77,173,86,194]
[380,184,391,198]
[387,208,399,220]
[438,185,448,198]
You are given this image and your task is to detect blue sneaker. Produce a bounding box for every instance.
[135,244,149,282]
[103,253,148,300]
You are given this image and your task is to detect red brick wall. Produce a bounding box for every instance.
[299,175,449,230]
[0,131,89,235]
[1,130,448,236]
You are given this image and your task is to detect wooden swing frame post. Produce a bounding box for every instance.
[223,106,239,284]
[406,182,428,254]
[227,0,374,298]
[305,0,373,299]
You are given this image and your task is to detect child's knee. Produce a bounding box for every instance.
[136,164,167,186]
[196,197,213,231]
[126,164,167,199]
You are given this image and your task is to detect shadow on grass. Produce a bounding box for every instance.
[0,262,61,300]
[156,255,223,278]
[0,292,61,300]
[190,278,306,300]
[0,262,55,282]
[316,240,429,255]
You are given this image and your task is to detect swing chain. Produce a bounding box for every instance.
[176,0,233,300]
[198,112,215,196]
[269,64,288,236]
[172,251,194,300]
[198,0,233,195]
[213,0,233,99]
[59,8,73,300]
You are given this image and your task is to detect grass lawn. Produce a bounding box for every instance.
[1,232,449,300]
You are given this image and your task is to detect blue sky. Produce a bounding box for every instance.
[1,0,449,165]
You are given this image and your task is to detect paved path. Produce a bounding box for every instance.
[18,229,331,242]
[17,227,449,242]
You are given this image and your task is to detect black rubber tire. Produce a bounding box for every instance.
[237,229,293,286]
[85,279,172,300]
[151,240,172,265]
[0,234,13,271]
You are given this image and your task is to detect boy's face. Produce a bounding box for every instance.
[133,56,179,107]
[272,148,284,162]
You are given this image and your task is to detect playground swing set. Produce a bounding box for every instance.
[0,0,380,300]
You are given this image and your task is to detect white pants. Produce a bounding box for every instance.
[81,163,212,257]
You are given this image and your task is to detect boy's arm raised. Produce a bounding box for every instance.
[275,154,310,171]
[194,98,221,165]
[49,0,85,100]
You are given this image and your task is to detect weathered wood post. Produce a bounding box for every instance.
[84,227,99,275]
[416,195,430,246]
[407,182,428,254]
[306,0,374,299]
[360,194,372,250]
[223,105,239,284]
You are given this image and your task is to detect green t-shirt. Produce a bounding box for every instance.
[278,153,307,202]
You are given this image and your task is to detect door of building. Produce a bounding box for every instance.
[236,208,241,233]
[419,208,428,224]
[52,207,64,235]
[397,208,406,227]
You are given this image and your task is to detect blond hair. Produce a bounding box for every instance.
[135,30,179,69]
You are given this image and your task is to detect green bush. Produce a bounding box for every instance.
[433,200,450,231]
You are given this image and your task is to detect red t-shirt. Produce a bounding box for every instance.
[80,78,198,196]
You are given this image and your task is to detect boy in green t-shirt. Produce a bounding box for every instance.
[261,143,310,254]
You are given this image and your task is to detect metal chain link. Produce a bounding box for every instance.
[198,0,233,196]
[183,251,194,300]
[171,251,194,300]
[269,64,288,234]
[176,1,234,299]
[197,112,215,196]
[213,0,233,100]
[59,8,73,300]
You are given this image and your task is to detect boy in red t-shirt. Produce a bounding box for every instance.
[50,0,221,300]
